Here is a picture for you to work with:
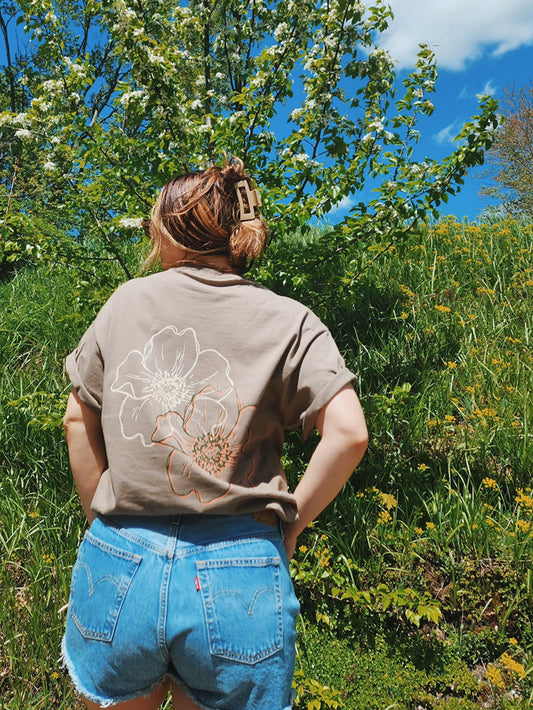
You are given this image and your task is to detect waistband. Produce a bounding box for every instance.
[95,512,283,556]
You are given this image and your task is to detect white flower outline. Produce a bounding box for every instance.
[111,326,234,446]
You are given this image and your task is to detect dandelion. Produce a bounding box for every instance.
[434,305,451,313]
[378,492,397,509]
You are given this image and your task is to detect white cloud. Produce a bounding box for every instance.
[328,195,356,214]
[379,0,533,70]
[477,79,497,97]
[434,122,458,144]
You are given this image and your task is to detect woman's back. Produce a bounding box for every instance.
[68,264,353,520]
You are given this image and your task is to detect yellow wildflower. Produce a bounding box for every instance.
[516,520,530,533]
[378,492,398,510]
[434,305,451,313]
[500,653,526,679]
[486,665,505,690]
[377,510,392,525]
[482,477,498,490]
[516,489,533,511]
[425,522,436,530]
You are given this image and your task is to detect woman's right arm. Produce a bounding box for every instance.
[283,384,368,559]
[63,389,107,524]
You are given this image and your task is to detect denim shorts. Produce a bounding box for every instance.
[61,513,300,709]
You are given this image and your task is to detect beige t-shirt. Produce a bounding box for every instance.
[66,265,356,523]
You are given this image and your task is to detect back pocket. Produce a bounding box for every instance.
[69,532,141,642]
[197,557,283,664]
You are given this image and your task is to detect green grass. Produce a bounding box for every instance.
[1,218,532,708]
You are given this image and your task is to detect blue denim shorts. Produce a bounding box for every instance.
[61,513,300,709]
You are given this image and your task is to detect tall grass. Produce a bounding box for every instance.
[1,218,532,708]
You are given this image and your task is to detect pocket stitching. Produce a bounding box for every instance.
[197,557,283,664]
[70,536,141,642]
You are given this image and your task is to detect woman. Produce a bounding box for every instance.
[62,158,368,710]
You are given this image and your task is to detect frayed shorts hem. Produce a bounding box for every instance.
[60,637,170,708]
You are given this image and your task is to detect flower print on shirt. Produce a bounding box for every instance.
[152,387,256,504]
[111,326,233,446]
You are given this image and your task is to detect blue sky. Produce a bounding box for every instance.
[377,0,533,221]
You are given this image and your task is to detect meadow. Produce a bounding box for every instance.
[1,217,532,709]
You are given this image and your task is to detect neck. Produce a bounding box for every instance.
[164,254,235,273]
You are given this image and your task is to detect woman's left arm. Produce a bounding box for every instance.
[63,389,107,524]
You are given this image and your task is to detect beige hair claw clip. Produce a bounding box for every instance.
[235,180,262,221]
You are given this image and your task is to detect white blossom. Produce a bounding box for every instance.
[368,120,384,132]
[43,161,56,171]
[290,108,303,121]
[15,129,32,139]
[274,22,288,41]
[119,217,142,228]
[147,50,165,65]
[42,79,62,94]
[12,112,29,126]
[120,89,147,108]
[190,99,203,110]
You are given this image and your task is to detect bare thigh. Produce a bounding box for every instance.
[84,680,171,710]
[83,680,202,710]
[171,682,202,710]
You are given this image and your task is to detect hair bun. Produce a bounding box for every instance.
[221,156,248,179]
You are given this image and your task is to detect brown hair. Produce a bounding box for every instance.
[145,157,268,273]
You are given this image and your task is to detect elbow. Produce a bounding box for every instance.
[343,421,368,466]
[349,429,368,465]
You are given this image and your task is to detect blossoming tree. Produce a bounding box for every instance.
[0,0,498,281]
